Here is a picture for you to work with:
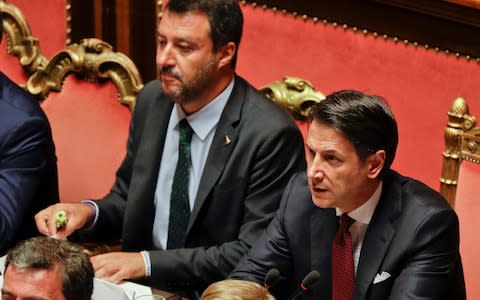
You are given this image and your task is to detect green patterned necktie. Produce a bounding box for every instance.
[167,119,193,249]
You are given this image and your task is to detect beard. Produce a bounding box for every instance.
[159,57,217,105]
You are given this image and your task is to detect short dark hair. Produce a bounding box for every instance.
[5,237,94,300]
[309,90,398,178]
[166,0,243,68]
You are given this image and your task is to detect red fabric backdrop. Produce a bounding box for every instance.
[237,4,480,190]
[0,38,26,83]
[41,76,131,202]
[455,162,480,300]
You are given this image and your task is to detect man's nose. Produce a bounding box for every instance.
[156,45,175,67]
[307,159,324,180]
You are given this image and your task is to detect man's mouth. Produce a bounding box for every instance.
[311,186,327,193]
[160,72,179,82]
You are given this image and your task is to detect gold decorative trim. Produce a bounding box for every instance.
[440,97,480,207]
[462,133,480,163]
[0,0,48,75]
[66,0,72,45]
[240,1,480,64]
[26,38,144,111]
[259,76,325,120]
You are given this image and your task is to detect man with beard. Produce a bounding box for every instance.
[35,0,305,297]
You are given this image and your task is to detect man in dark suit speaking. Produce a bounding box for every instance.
[35,0,305,296]
[0,13,58,255]
[231,90,466,299]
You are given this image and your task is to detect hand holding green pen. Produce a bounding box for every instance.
[55,210,68,230]
[35,203,95,238]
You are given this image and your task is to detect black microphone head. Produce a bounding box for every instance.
[301,270,320,289]
[264,268,281,288]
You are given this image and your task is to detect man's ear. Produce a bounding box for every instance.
[367,150,386,179]
[217,42,236,68]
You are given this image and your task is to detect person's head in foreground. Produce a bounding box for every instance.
[200,279,275,300]
[307,89,398,212]
[2,237,94,300]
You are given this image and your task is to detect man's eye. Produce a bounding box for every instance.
[307,148,315,157]
[178,45,192,52]
[325,155,337,161]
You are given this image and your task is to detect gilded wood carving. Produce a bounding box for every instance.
[26,38,143,110]
[0,0,47,75]
[259,76,325,120]
[440,97,480,207]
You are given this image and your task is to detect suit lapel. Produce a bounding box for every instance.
[188,77,244,230]
[310,209,337,300]
[354,173,402,299]
[124,88,173,248]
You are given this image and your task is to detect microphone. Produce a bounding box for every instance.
[287,270,321,300]
[264,268,281,289]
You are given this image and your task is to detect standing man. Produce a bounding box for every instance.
[2,236,94,300]
[231,90,466,299]
[0,13,58,254]
[36,0,305,295]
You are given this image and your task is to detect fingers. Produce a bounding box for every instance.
[34,203,94,238]
[92,252,145,284]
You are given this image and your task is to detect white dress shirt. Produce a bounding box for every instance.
[152,79,234,250]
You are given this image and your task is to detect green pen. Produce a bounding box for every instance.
[55,210,68,230]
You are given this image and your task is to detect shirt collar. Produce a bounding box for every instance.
[171,78,235,140]
[336,181,383,225]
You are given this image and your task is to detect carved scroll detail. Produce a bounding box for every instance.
[0,0,47,74]
[26,38,143,110]
[259,76,325,120]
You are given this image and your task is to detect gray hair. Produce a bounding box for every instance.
[5,237,94,300]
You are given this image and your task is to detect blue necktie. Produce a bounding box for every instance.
[167,119,193,249]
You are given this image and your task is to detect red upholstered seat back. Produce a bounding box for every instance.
[296,120,308,144]
[455,161,480,300]
[26,38,143,203]
[0,40,27,83]
[41,76,131,202]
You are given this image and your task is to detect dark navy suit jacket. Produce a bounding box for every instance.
[0,72,58,254]
[231,170,466,300]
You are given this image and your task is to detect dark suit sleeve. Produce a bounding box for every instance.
[148,121,305,291]
[389,208,465,299]
[0,117,49,253]
[230,173,299,283]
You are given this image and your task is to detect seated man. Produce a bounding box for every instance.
[231,90,466,299]
[0,14,59,254]
[35,0,305,296]
[2,236,94,300]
